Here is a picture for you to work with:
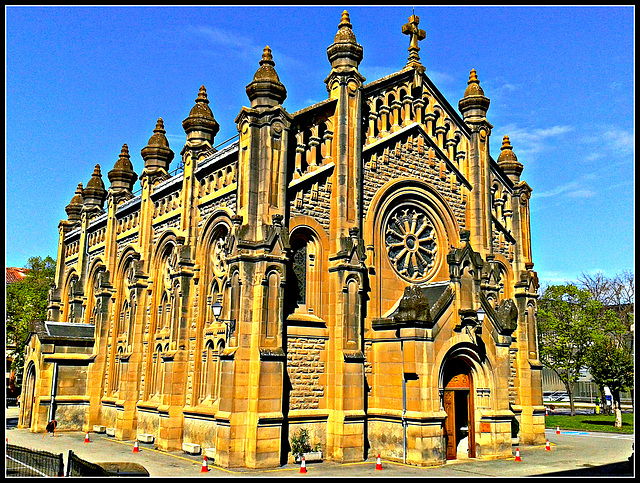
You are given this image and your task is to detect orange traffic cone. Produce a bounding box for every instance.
[515,447,521,462]
[375,454,382,470]
[201,455,209,473]
[133,440,140,453]
[545,439,551,451]
[84,432,90,443]
[299,456,307,474]
[556,426,560,435]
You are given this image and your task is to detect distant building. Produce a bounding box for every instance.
[6,267,29,402]
[19,11,544,467]
[6,267,28,285]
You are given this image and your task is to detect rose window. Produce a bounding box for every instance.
[384,206,437,281]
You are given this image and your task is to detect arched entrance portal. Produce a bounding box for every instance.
[442,357,475,460]
[22,363,37,429]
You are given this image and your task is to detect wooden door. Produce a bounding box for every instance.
[444,390,456,459]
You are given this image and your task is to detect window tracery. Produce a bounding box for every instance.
[384,204,437,282]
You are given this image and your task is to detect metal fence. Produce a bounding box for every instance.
[542,367,633,404]
[66,449,111,477]
[5,443,64,477]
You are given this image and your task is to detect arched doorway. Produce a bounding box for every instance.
[22,363,37,429]
[442,357,475,460]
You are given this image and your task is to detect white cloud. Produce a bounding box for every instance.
[565,189,595,199]
[186,25,259,54]
[535,179,581,198]
[425,69,456,86]
[579,124,634,160]
[495,123,574,160]
[534,173,597,200]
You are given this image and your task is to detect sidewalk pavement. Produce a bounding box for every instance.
[5,408,634,477]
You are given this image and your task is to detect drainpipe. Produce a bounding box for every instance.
[49,362,58,422]
[402,374,407,464]
[401,340,407,464]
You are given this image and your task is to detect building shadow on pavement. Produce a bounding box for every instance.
[538,460,633,477]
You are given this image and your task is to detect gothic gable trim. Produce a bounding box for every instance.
[363,122,471,190]
[363,67,471,139]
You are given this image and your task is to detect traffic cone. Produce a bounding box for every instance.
[515,447,521,462]
[200,455,209,473]
[545,439,551,451]
[299,456,307,474]
[84,432,90,443]
[375,454,383,470]
[556,426,560,435]
[133,440,139,453]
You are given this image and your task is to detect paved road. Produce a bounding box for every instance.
[5,408,634,477]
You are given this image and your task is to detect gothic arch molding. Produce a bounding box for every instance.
[365,177,461,318]
[434,341,497,402]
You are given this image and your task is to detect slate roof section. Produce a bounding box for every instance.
[27,320,96,345]
[44,321,96,339]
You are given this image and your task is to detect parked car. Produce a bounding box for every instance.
[548,391,569,402]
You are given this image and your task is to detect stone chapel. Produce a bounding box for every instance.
[19,11,545,468]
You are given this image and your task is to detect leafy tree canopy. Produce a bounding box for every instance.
[6,256,56,385]
[537,284,603,415]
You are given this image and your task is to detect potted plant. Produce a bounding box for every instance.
[291,428,322,463]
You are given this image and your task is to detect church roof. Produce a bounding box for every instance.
[6,267,28,284]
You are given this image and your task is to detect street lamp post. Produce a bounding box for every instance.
[211,301,236,344]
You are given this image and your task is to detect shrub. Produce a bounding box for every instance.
[290,428,312,457]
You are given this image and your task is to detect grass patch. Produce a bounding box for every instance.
[545,413,634,434]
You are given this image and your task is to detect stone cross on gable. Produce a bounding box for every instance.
[402,14,426,68]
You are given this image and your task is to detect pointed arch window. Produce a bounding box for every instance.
[291,243,307,305]
[200,339,224,403]
[200,340,215,402]
[150,344,163,399]
[288,229,322,317]
[119,300,129,335]
[345,279,360,347]
[158,291,170,332]
[110,347,123,395]
[264,272,280,342]
[214,339,225,400]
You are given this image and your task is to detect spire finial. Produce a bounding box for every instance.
[260,45,275,66]
[155,118,165,133]
[196,85,209,104]
[402,12,426,69]
[339,10,352,29]
[497,134,523,182]
[464,68,485,97]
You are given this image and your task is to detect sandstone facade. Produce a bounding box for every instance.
[19,11,545,468]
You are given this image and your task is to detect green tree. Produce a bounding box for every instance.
[586,334,633,427]
[579,271,634,416]
[537,284,602,416]
[6,256,56,388]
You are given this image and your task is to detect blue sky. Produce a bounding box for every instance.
[6,6,634,286]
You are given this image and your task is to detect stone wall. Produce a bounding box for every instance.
[289,177,332,235]
[55,403,87,431]
[136,407,159,436]
[286,337,326,411]
[363,136,467,230]
[183,415,217,451]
